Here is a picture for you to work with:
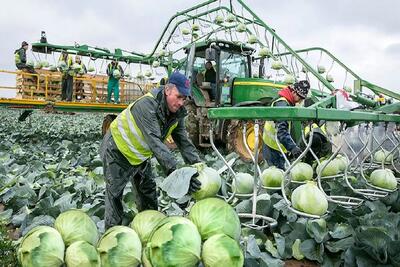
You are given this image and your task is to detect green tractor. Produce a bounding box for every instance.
[180,39,282,160]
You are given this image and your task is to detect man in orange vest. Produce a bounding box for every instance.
[262,80,310,169]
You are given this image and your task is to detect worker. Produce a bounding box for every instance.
[204,61,217,99]
[106,59,124,104]
[59,52,73,101]
[14,41,35,73]
[74,55,87,100]
[99,71,202,229]
[262,80,310,169]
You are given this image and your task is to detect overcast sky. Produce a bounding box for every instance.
[1,0,399,98]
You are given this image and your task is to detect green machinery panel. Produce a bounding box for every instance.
[232,78,284,105]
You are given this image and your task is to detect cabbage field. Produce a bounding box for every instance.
[1,108,400,266]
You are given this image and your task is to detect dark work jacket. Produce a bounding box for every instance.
[274,99,297,152]
[130,88,200,174]
[15,48,27,64]
[204,68,216,83]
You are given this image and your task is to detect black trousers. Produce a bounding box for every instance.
[61,75,73,101]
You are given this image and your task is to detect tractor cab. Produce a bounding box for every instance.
[182,40,254,108]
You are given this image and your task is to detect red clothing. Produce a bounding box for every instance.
[278,87,295,106]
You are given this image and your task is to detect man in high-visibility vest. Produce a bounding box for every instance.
[262,80,310,169]
[100,71,201,229]
[59,52,74,101]
[14,41,35,73]
[106,59,124,104]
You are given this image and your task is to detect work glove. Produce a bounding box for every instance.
[188,172,202,194]
[290,146,302,159]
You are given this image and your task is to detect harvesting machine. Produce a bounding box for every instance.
[1,0,400,164]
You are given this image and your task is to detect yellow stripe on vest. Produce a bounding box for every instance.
[262,97,290,153]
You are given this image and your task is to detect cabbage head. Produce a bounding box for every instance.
[88,66,96,72]
[72,63,82,70]
[261,166,284,187]
[189,197,241,241]
[130,210,166,245]
[232,172,254,194]
[65,241,100,267]
[333,154,348,172]
[291,181,328,216]
[192,163,222,200]
[370,169,397,190]
[290,162,313,182]
[18,226,65,267]
[97,226,142,267]
[374,149,394,164]
[316,159,339,177]
[202,233,244,267]
[54,209,98,246]
[258,47,271,57]
[113,69,121,79]
[147,216,201,267]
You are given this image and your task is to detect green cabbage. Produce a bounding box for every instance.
[334,154,348,172]
[181,28,191,35]
[88,66,96,72]
[65,241,100,267]
[152,60,160,68]
[284,74,295,84]
[271,60,283,70]
[147,216,201,267]
[316,159,339,177]
[370,169,397,190]
[18,226,65,267]
[326,74,334,82]
[188,197,241,241]
[97,226,142,267]
[258,47,271,57]
[113,69,121,79]
[202,234,244,267]
[290,162,313,182]
[226,14,236,23]
[214,15,224,24]
[374,149,394,164]
[145,70,152,77]
[261,166,284,187]
[247,34,258,44]
[291,181,328,215]
[192,163,222,200]
[236,23,247,32]
[54,209,98,246]
[130,210,166,245]
[192,24,200,31]
[232,172,254,194]
[317,65,326,74]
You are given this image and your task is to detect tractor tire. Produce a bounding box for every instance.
[102,114,117,136]
[227,120,263,162]
[185,101,200,147]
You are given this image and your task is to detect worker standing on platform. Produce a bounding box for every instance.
[262,80,310,169]
[74,55,87,100]
[106,59,124,104]
[100,71,202,229]
[14,41,35,73]
[59,52,73,101]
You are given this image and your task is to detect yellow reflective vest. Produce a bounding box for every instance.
[304,123,327,137]
[263,97,291,153]
[110,93,178,165]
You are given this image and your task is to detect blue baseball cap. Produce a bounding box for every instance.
[168,71,191,96]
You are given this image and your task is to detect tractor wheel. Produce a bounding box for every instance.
[227,120,263,162]
[102,114,117,136]
[185,101,200,147]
